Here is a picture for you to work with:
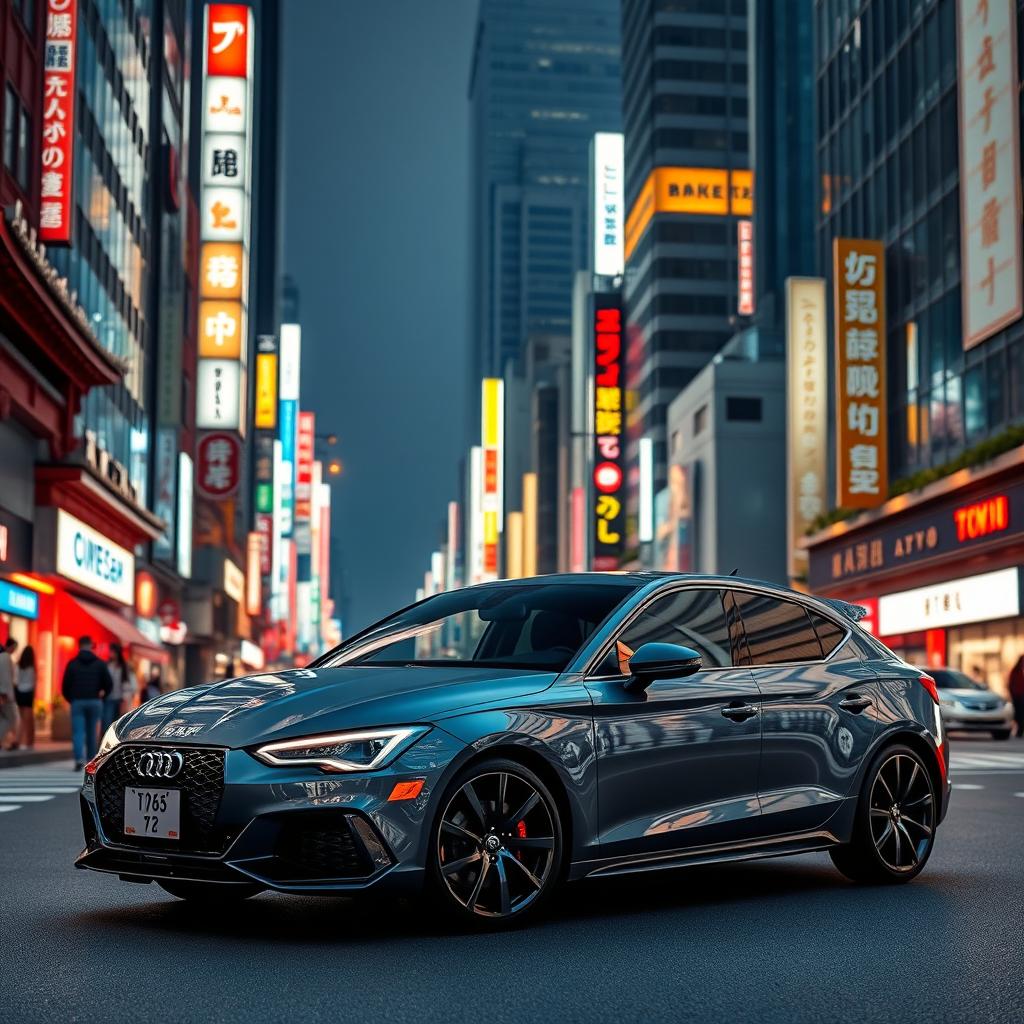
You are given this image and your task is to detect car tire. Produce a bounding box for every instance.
[427,756,565,928]
[992,730,1011,741]
[830,742,937,885]
[157,880,263,902]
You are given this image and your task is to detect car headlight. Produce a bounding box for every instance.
[97,723,121,758]
[252,727,429,773]
[939,697,957,709]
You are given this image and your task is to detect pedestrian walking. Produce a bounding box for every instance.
[102,642,135,730]
[140,664,163,703]
[1009,655,1024,738]
[0,637,19,751]
[61,635,113,770]
[14,645,37,750]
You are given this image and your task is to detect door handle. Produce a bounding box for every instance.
[721,702,759,722]
[839,694,873,713]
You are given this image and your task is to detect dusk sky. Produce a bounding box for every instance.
[282,1,477,631]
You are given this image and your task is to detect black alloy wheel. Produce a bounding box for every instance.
[831,743,936,883]
[431,758,563,924]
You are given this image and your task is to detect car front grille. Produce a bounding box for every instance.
[95,745,229,854]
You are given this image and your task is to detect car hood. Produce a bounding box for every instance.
[115,665,558,748]
[943,688,1005,703]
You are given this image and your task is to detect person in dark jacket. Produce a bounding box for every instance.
[1010,655,1024,738]
[62,635,113,769]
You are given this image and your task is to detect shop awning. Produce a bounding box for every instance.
[74,597,169,664]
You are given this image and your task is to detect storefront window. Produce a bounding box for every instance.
[948,618,1024,700]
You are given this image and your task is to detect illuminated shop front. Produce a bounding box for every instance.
[806,451,1024,698]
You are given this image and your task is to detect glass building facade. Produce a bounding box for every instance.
[49,0,153,498]
[468,0,622,390]
[620,0,750,504]
[815,0,1024,482]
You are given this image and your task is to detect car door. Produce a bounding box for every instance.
[585,586,763,861]
[728,589,879,836]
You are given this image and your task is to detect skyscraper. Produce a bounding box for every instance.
[620,0,751,520]
[468,0,622,392]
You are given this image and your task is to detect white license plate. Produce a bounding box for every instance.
[123,787,181,840]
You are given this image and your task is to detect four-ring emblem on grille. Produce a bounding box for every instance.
[136,751,184,779]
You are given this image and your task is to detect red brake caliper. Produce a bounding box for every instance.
[515,819,527,860]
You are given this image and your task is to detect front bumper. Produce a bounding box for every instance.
[76,731,465,894]
[940,704,1014,732]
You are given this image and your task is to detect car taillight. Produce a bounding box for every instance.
[919,673,940,705]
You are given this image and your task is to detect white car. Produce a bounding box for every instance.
[927,667,1014,740]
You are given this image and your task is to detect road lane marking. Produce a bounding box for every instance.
[0,794,55,802]
[951,783,984,790]
[0,805,16,812]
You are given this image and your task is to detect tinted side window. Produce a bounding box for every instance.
[617,588,735,668]
[809,611,847,658]
[731,592,824,665]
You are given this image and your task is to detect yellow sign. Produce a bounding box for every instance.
[624,167,755,260]
[785,278,827,579]
[254,352,278,429]
[199,300,244,359]
[200,242,244,299]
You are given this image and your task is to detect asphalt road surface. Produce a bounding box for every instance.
[3,738,1023,1024]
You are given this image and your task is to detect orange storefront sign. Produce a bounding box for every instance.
[200,242,244,299]
[624,167,754,260]
[198,300,244,359]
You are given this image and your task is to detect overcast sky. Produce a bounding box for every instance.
[282,1,477,631]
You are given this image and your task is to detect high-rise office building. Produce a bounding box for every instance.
[620,0,751,525]
[806,0,1024,687]
[468,0,622,389]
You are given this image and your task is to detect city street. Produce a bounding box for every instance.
[2,739,1023,1024]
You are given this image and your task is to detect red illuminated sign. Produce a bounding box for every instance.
[295,411,315,522]
[206,4,250,77]
[196,431,241,499]
[39,0,78,245]
[954,494,1009,542]
[592,298,625,569]
[737,219,754,316]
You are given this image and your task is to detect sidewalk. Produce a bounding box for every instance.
[0,740,74,769]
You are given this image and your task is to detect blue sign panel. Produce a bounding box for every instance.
[0,580,39,620]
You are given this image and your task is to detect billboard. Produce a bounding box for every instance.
[834,238,887,509]
[624,167,754,260]
[592,132,624,277]
[591,295,624,569]
[195,4,253,448]
[957,0,1022,349]
[39,0,78,245]
[786,278,828,578]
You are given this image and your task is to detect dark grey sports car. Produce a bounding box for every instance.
[77,573,951,925]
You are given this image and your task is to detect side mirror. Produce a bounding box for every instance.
[624,642,702,693]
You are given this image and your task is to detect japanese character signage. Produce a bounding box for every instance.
[592,132,624,277]
[737,220,754,316]
[196,432,241,499]
[591,296,624,569]
[785,277,827,578]
[480,379,504,580]
[808,477,1024,590]
[196,5,253,446]
[196,359,242,430]
[878,567,1019,635]
[39,0,78,245]
[834,238,887,509]
[295,410,315,529]
[255,350,277,430]
[957,0,1023,349]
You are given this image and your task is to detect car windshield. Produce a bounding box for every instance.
[928,669,986,691]
[317,581,638,672]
